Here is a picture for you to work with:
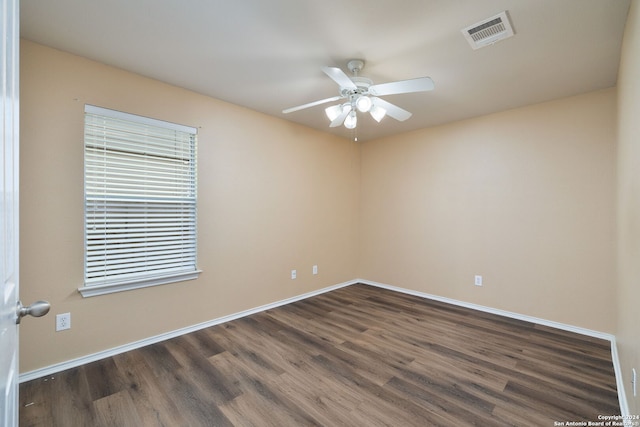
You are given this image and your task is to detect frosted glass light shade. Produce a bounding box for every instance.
[370,105,387,122]
[344,111,357,129]
[325,104,343,122]
[356,96,372,112]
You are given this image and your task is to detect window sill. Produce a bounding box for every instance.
[78,270,202,298]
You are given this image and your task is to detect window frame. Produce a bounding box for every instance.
[79,105,200,297]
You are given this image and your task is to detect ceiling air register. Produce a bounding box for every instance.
[462,11,515,50]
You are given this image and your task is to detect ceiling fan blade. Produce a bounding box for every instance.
[372,97,412,121]
[369,77,434,96]
[330,105,351,127]
[322,66,357,90]
[282,96,342,114]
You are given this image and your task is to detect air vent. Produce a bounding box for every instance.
[462,11,514,50]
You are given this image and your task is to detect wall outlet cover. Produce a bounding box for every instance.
[56,313,71,331]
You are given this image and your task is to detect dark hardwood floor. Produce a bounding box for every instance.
[20,284,620,426]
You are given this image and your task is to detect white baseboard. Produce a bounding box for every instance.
[356,278,627,417]
[357,279,614,339]
[609,338,630,418]
[20,277,628,417]
[19,279,358,383]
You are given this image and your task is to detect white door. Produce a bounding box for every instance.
[2,3,50,424]
[1,0,21,425]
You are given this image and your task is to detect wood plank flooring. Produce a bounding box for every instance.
[19,284,620,426]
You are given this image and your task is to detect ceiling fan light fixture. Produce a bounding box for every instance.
[344,110,357,129]
[325,104,343,122]
[356,95,372,113]
[283,59,435,133]
[370,105,387,122]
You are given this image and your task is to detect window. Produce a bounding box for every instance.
[79,105,200,297]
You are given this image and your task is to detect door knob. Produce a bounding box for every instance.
[16,300,51,324]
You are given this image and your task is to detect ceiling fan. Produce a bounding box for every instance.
[282,59,434,130]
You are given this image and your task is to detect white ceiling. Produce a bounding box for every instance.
[20,0,631,142]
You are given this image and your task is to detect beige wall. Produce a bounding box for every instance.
[19,40,360,372]
[359,88,617,332]
[617,0,640,414]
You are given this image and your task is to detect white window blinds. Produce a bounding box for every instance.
[81,105,199,297]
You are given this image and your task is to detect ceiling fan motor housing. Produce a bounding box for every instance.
[343,60,373,108]
[341,77,372,97]
[341,62,376,115]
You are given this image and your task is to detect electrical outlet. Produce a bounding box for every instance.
[312,265,318,275]
[474,275,483,286]
[56,313,71,331]
[291,269,297,280]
